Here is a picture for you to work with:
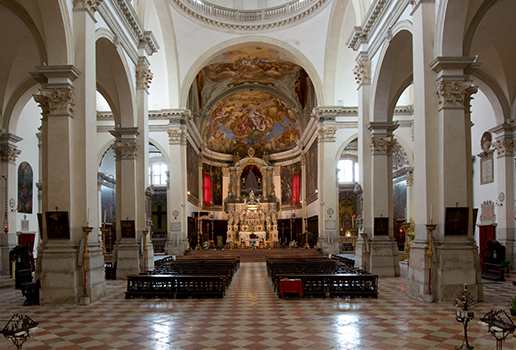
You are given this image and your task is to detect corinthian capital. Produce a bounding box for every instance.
[112,141,139,160]
[370,137,395,155]
[33,89,74,117]
[492,139,514,158]
[74,0,103,15]
[167,129,186,145]
[318,127,337,142]
[436,81,478,108]
[136,63,153,90]
[0,146,21,163]
[352,60,371,85]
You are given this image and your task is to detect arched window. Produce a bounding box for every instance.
[337,159,359,183]
[149,163,168,185]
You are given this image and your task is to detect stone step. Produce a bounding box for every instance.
[0,275,15,289]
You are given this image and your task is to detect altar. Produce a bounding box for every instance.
[239,231,266,246]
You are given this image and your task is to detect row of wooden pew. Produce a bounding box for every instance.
[267,255,378,299]
[125,256,239,299]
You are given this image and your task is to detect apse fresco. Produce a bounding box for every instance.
[200,46,300,87]
[203,91,301,156]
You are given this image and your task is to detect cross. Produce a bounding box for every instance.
[152,204,166,229]
[455,202,459,207]
[54,206,59,211]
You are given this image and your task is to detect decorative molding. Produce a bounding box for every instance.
[492,139,514,158]
[436,81,478,108]
[346,0,388,51]
[167,129,187,145]
[222,167,229,177]
[33,89,74,117]
[370,137,395,155]
[318,127,337,142]
[112,141,139,160]
[74,0,103,15]
[171,0,328,32]
[0,146,21,163]
[273,166,281,176]
[136,61,153,90]
[352,60,371,85]
[392,141,409,172]
[406,174,413,186]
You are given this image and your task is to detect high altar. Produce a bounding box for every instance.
[224,148,279,244]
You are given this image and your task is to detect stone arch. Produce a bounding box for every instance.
[471,72,510,125]
[149,138,171,167]
[95,36,136,128]
[335,134,359,164]
[371,29,413,123]
[180,36,324,109]
[436,0,470,57]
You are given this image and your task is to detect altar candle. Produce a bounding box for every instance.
[87,208,90,224]
[430,205,433,224]
[103,210,107,224]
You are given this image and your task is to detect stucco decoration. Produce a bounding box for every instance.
[203,91,301,157]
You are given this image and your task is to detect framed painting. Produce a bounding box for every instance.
[480,156,493,185]
[121,220,135,238]
[374,217,389,236]
[445,207,469,236]
[18,162,33,214]
[46,211,70,239]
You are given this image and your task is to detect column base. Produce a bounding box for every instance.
[321,241,340,255]
[114,238,140,279]
[407,239,483,302]
[370,237,400,277]
[165,239,189,256]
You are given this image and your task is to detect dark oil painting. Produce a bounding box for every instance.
[18,162,33,213]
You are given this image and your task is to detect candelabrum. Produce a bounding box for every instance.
[360,233,368,272]
[81,226,92,303]
[401,220,414,266]
[425,224,436,296]
[99,226,108,255]
[1,314,39,350]
[454,284,476,350]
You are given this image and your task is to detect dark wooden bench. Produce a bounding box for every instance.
[481,262,505,281]
[175,275,226,299]
[125,274,176,299]
[327,274,378,298]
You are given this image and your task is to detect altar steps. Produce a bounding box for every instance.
[182,248,322,262]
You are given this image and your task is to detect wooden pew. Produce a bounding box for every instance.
[125,274,176,299]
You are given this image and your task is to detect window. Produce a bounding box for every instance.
[149,163,168,185]
[338,159,359,183]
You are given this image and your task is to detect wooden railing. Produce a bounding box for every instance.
[183,0,320,22]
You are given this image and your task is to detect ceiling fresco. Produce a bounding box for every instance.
[196,45,309,110]
[203,91,301,156]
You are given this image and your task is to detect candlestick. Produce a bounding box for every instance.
[430,205,433,224]
[103,210,107,224]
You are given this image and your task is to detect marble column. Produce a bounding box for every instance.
[135,56,154,270]
[314,108,339,254]
[428,56,482,302]
[354,59,372,270]
[367,122,400,277]
[110,127,141,278]
[0,134,22,275]
[490,124,515,262]
[166,110,190,255]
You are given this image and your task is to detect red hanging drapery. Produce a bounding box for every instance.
[291,172,300,206]
[203,173,212,206]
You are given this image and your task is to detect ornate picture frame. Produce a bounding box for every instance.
[120,220,136,238]
[46,211,70,239]
[445,207,469,236]
[374,217,389,236]
[480,155,494,185]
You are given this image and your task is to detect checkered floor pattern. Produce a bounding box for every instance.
[1,262,516,349]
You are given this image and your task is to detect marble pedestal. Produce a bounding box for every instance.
[369,237,400,277]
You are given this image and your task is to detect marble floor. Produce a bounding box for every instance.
[1,262,516,350]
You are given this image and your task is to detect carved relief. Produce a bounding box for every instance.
[112,141,139,160]
[73,0,103,15]
[136,64,153,90]
[222,167,229,177]
[370,137,394,155]
[392,141,409,172]
[352,60,371,85]
[0,146,21,163]
[436,81,478,108]
[33,89,74,116]
[492,138,514,158]
[273,166,281,176]
[167,129,186,145]
[318,127,337,142]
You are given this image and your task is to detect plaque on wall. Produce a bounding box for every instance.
[374,217,388,236]
[171,222,181,231]
[480,156,494,185]
[325,220,336,230]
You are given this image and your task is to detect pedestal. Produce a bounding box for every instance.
[114,238,140,279]
[369,236,400,277]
